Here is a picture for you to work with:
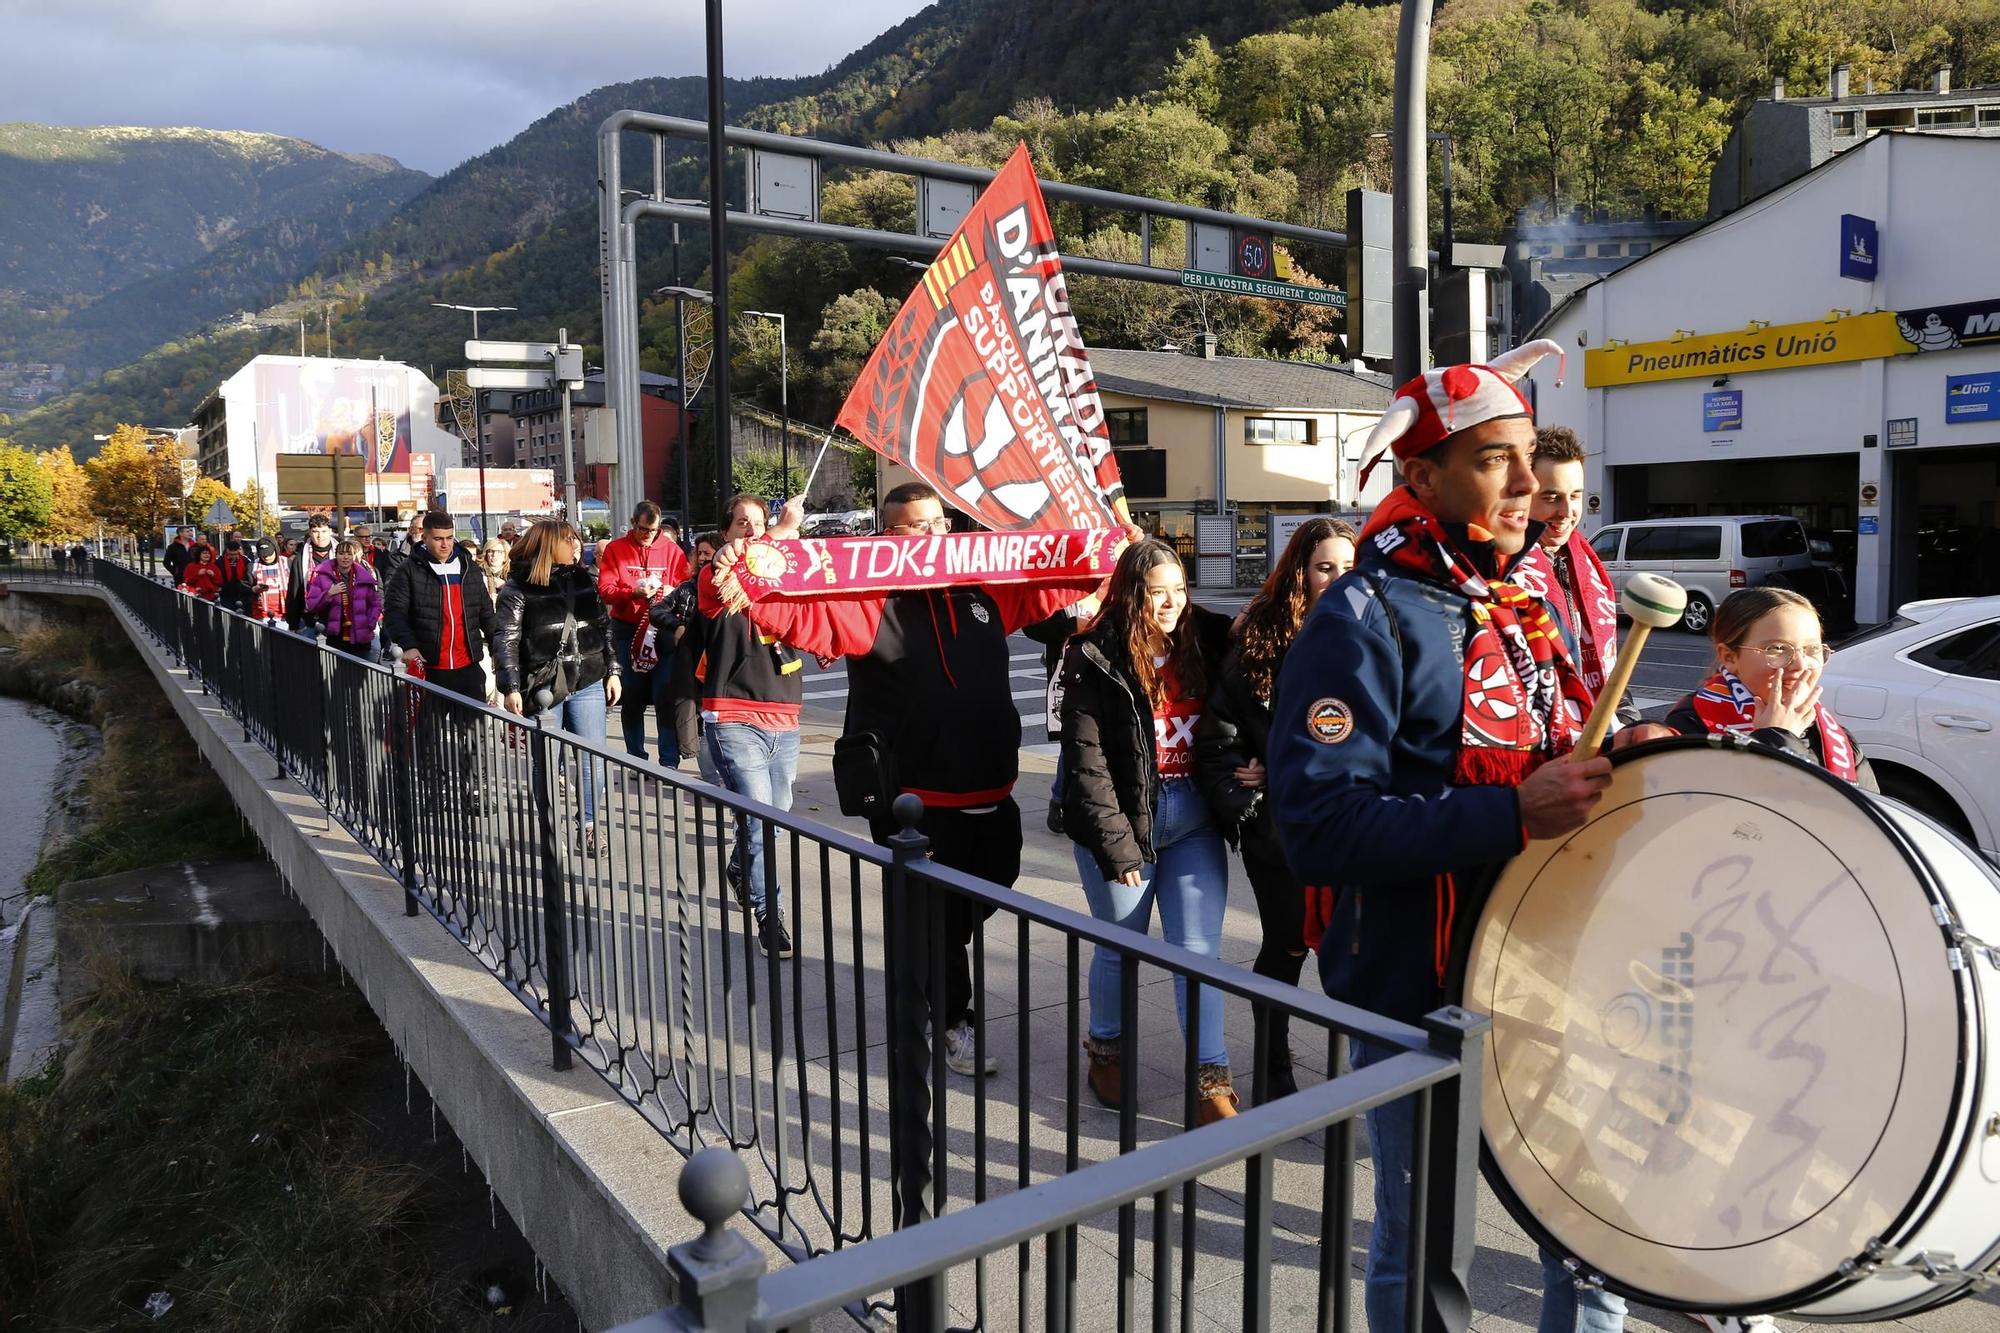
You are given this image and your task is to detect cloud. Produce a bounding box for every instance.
[0,0,931,174]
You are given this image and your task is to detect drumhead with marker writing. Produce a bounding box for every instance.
[1464,740,1966,1310]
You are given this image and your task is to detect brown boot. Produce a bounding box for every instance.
[1196,1064,1239,1126]
[1084,1035,1123,1110]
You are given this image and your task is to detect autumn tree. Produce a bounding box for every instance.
[235,479,279,537]
[0,442,55,544]
[35,445,94,543]
[86,424,185,540]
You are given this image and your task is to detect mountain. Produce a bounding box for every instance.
[302,72,814,290]
[744,0,1339,141]
[0,124,429,377]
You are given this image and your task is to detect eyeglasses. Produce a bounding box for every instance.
[888,517,952,534]
[1748,642,1832,668]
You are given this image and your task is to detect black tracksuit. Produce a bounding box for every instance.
[736,580,1081,1027]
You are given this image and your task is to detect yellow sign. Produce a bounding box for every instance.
[1584,312,1916,387]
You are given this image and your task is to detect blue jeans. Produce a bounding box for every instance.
[539,679,606,826]
[1073,776,1229,1067]
[706,722,800,916]
[1350,1042,1627,1333]
[1537,1251,1627,1333]
[611,627,674,766]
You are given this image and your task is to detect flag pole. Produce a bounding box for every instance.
[797,431,836,504]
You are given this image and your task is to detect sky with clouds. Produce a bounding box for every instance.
[0,0,933,175]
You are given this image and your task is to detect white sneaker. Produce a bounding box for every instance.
[1695,1314,1779,1333]
[943,1021,998,1076]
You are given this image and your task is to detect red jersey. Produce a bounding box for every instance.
[1152,660,1201,778]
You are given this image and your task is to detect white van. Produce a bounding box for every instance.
[1587,515,1815,633]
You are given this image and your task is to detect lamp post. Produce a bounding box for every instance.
[1391,0,1434,385]
[705,0,733,521]
[434,302,517,534]
[743,310,789,500]
[656,284,714,525]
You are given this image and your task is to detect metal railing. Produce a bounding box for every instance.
[9,555,1489,1332]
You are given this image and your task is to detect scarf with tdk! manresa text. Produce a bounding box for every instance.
[1360,487,1593,788]
[1513,528,1620,696]
[1690,667,1859,782]
[711,528,1125,613]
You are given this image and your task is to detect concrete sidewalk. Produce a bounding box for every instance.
[613,699,1996,1333]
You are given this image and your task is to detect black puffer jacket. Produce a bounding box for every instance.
[382,551,497,671]
[492,560,615,701]
[651,574,709,707]
[1060,605,1232,879]
[1193,647,1282,857]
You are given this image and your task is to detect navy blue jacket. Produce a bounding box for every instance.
[1268,545,1528,1025]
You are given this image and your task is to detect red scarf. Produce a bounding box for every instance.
[1359,488,1593,787]
[632,618,660,673]
[335,563,357,642]
[713,529,1123,612]
[1689,668,1859,782]
[1514,529,1619,696]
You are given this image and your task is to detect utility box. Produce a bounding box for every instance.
[1344,189,1393,364]
[1433,267,1493,367]
[917,177,978,239]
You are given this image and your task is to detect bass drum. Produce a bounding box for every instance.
[1461,736,2000,1319]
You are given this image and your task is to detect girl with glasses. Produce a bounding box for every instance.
[1665,586,1877,790]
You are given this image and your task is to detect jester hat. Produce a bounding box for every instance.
[1356,339,1566,487]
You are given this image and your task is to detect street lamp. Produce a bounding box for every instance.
[743,310,789,499]
[434,302,517,536]
[654,285,714,526]
[432,302,516,341]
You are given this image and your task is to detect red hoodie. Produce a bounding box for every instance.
[596,529,690,627]
[180,556,223,601]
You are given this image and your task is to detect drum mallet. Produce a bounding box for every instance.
[1571,571,1688,760]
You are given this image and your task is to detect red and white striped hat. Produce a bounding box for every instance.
[1357,339,1566,487]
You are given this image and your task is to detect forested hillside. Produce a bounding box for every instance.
[8,0,1998,455]
[0,126,429,376]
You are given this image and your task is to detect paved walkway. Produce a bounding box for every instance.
[576,688,1996,1333]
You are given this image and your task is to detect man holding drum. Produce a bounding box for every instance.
[1270,342,1657,1333]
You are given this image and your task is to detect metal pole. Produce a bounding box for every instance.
[368,385,380,526]
[777,315,790,499]
[1438,134,1456,268]
[674,296,692,525]
[476,390,491,538]
[474,307,488,536]
[559,328,581,520]
[1392,0,1434,384]
[705,0,733,515]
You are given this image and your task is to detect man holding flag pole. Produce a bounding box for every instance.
[707,143,1136,1068]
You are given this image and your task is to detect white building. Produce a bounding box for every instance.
[192,355,459,514]
[1527,132,2000,623]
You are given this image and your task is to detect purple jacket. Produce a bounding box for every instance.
[305,560,382,644]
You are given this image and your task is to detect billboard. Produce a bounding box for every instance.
[255,359,413,493]
[443,467,557,515]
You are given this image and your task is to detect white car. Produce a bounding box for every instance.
[1822,597,2000,863]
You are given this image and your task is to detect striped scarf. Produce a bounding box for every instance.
[1359,487,1593,788]
[1690,668,1859,782]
